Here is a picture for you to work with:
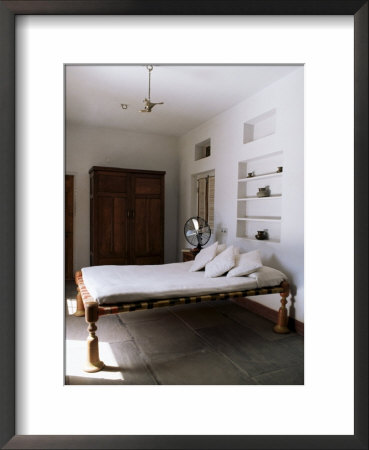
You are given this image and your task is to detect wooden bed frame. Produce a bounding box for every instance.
[74,270,290,373]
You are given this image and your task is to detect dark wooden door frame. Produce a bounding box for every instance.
[65,175,74,280]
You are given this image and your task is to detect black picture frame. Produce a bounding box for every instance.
[0,1,367,449]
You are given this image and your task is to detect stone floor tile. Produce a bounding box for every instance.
[197,323,291,377]
[252,364,304,385]
[126,314,207,362]
[150,349,257,385]
[171,305,232,330]
[220,303,293,341]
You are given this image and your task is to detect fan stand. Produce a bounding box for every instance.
[195,235,203,252]
[188,247,200,259]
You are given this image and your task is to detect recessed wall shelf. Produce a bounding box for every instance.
[239,172,282,182]
[238,195,282,201]
[237,217,281,222]
[241,237,281,244]
[243,109,276,144]
[237,151,283,242]
[195,138,211,161]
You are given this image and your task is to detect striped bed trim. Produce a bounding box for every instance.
[75,271,284,317]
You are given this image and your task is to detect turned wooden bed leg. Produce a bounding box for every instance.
[84,302,105,373]
[273,281,290,334]
[74,288,85,317]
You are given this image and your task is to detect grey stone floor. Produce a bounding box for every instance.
[65,281,304,385]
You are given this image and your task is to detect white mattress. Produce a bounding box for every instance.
[81,261,287,305]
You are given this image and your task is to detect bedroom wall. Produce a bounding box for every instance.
[66,123,179,271]
[177,68,304,322]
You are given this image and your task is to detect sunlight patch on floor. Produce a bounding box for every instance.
[66,340,124,380]
[66,298,77,315]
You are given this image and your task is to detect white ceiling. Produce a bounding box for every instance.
[66,65,299,137]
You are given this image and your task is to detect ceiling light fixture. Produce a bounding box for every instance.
[139,65,164,113]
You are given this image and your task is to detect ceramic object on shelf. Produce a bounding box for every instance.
[257,187,270,197]
[247,171,254,178]
[255,230,267,240]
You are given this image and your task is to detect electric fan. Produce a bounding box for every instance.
[184,217,211,250]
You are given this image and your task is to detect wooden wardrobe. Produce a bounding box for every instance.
[89,166,165,266]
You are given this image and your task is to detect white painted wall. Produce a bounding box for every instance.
[66,123,179,271]
[178,68,304,322]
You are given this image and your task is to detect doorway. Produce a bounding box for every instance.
[65,175,74,280]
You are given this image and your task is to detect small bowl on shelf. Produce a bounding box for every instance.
[256,187,270,198]
[255,230,267,240]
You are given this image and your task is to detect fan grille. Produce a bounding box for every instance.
[184,216,211,249]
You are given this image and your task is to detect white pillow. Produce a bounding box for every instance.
[248,266,287,287]
[189,241,218,272]
[216,243,227,255]
[226,250,263,277]
[216,244,239,256]
[205,245,236,278]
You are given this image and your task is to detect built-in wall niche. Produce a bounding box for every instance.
[237,151,283,243]
[243,109,276,144]
[237,220,281,244]
[238,150,283,181]
[195,138,211,161]
[237,196,282,220]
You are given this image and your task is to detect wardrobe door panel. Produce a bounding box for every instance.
[97,173,128,193]
[147,198,163,256]
[97,195,129,265]
[135,176,161,195]
[133,197,163,265]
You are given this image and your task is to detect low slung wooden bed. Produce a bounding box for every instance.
[74,263,290,373]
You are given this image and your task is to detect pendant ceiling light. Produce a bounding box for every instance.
[139,65,164,113]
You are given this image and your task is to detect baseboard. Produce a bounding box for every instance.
[232,297,304,336]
